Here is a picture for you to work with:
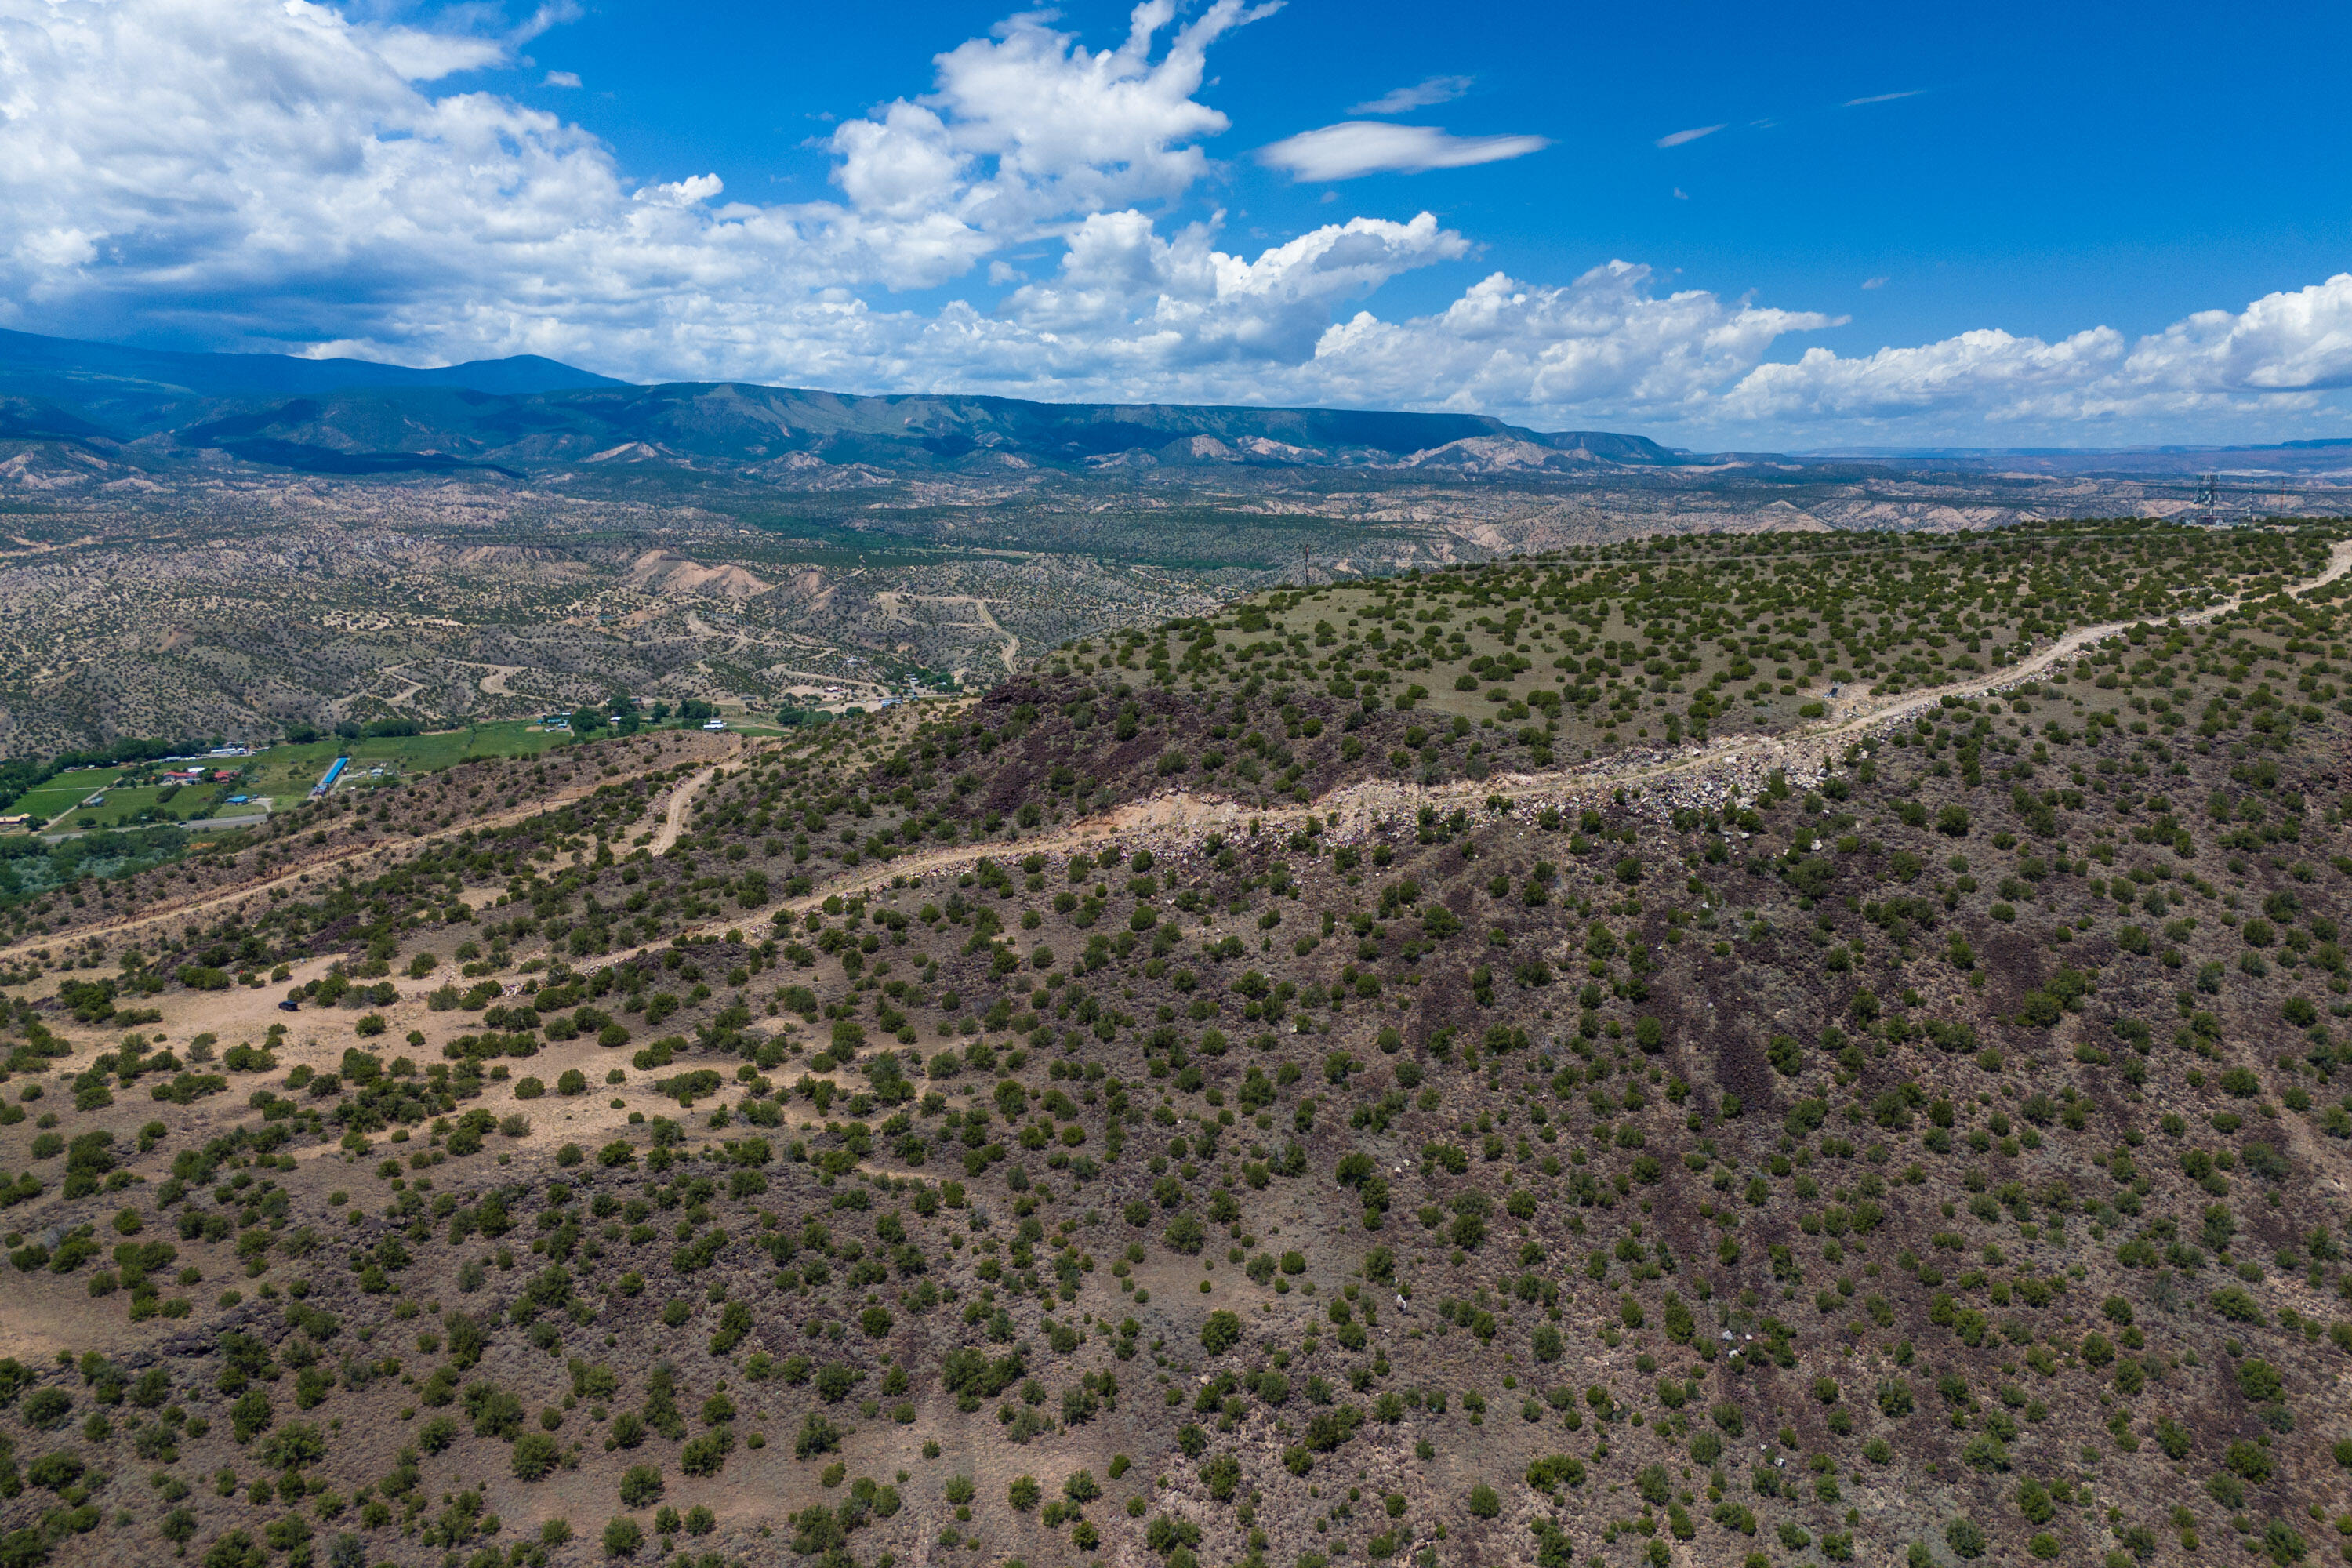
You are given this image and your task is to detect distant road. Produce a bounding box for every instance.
[38,812,270,845]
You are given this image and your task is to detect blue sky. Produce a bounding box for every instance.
[531,0,2349,359]
[4,0,2350,445]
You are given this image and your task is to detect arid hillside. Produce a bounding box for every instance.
[0,521,2348,1568]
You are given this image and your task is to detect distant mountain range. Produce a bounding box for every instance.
[0,326,1690,481]
[0,325,619,410]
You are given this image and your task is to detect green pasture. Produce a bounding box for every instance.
[2,768,121,825]
[230,723,576,800]
[60,781,230,830]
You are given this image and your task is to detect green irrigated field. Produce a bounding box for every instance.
[229,723,579,801]
[0,768,120,826]
[5,726,577,829]
[0,727,582,831]
[348,721,581,772]
[60,781,234,830]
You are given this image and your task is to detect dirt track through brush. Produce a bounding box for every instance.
[19,540,2344,971]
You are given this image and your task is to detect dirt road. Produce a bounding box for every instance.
[882,592,1021,677]
[1802,536,2352,742]
[0,737,742,967]
[681,536,2352,922]
[12,540,2343,972]
[473,663,529,698]
[960,597,1021,675]
[649,765,722,855]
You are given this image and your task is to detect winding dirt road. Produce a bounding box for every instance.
[1804,537,2352,740]
[10,539,2343,972]
[649,765,721,855]
[0,738,741,967]
[878,592,1022,677]
[716,536,2352,916]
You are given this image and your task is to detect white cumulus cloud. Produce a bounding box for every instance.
[1725,328,2129,424]
[365,24,506,82]
[0,0,2347,445]
[1002,210,1468,367]
[2122,274,2352,394]
[1716,275,2352,437]
[1301,262,1840,418]
[831,0,1276,251]
[1257,122,1549,181]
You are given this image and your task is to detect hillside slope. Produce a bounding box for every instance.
[0,525,2348,1568]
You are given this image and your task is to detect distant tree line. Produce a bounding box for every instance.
[283,718,420,745]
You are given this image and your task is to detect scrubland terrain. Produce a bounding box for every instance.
[9,325,2352,768]
[0,521,2346,1568]
[0,485,1226,757]
[2,466,2339,770]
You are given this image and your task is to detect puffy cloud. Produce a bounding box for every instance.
[2122,274,2352,394]
[0,0,2348,446]
[1348,75,1474,115]
[1301,263,1839,417]
[1257,121,1549,181]
[0,0,1519,393]
[0,0,1323,343]
[1715,275,2352,435]
[916,1,1262,215]
[1722,328,2129,424]
[359,20,506,82]
[0,0,1288,350]
[0,0,575,334]
[819,0,1279,281]
[1002,210,1469,366]
[811,256,1837,416]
